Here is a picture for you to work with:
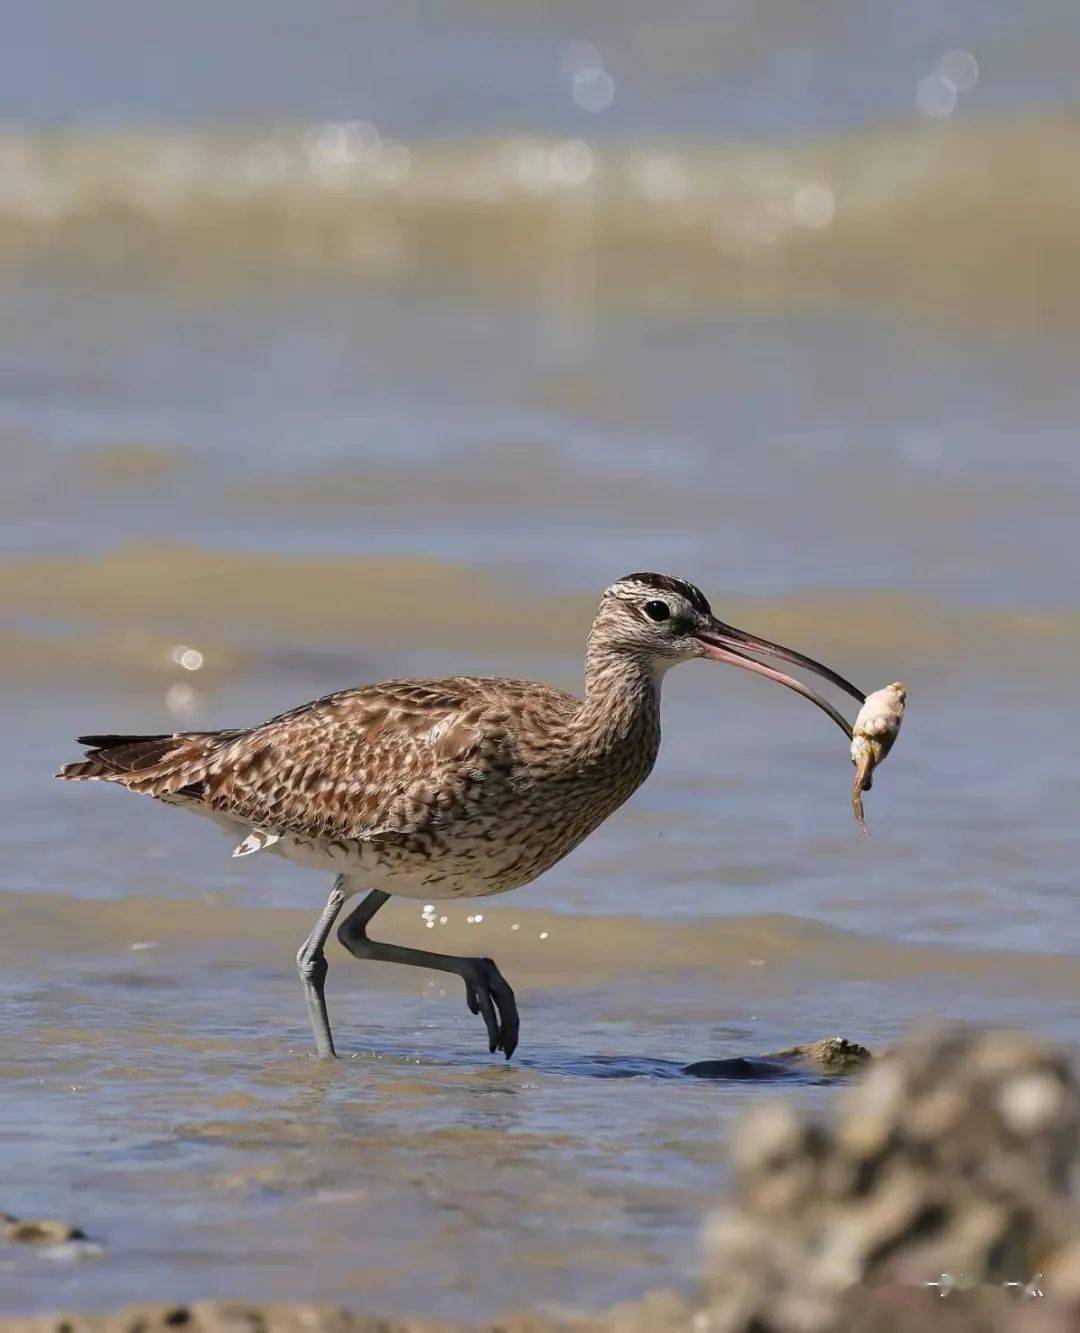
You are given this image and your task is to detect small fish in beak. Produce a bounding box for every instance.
[850,682,907,835]
[694,615,907,833]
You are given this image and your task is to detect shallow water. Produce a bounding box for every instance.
[3,1,1080,1323]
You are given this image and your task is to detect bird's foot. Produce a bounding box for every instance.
[461,957,519,1058]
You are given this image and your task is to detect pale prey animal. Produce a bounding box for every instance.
[57,573,865,1060]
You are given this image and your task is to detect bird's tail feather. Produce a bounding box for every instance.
[56,730,235,792]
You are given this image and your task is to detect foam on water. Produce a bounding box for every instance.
[4,117,1080,326]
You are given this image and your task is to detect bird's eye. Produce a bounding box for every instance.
[643,600,671,622]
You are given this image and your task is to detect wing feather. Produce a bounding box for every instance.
[61,676,578,844]
[179,681,493,841]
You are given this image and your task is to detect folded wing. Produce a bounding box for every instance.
[58,680,506,844]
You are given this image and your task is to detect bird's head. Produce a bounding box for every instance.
[592,572,864,735]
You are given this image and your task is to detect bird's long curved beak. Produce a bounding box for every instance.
[696,618,865,739]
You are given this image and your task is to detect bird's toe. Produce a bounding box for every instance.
[462,958,519,1059]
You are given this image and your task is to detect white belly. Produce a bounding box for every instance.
[172,800,539,901]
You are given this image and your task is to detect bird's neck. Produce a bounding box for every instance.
[571,643,663,766]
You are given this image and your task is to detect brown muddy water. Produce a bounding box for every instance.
[3,1,1080,1324]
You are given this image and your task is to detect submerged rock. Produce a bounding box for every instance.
[764,1036,873,1076]
[684,1035,872,1080]
[683,1056,787,1080]
[3,1218,86,1245]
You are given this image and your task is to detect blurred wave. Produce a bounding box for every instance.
[2,545,1076,684]
[4,114,1080,322]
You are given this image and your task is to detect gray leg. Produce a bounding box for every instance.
[337,890,519,1058]
[296,876,348,1058]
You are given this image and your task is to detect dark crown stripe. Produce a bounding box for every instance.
[620,572,711,616]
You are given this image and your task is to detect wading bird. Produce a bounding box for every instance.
[58,573,864,1060]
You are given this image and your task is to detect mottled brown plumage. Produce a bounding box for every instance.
[60,667,659,899]
[58,572,865,1060]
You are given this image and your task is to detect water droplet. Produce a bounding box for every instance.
[549,139,594,188]
[791,181,835,228]
[572,67,615,113]
[169,644,204,670]
[165,682,198,717]
[938,49,978,92]
[916,73,958,119]
[306,119,380,167]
